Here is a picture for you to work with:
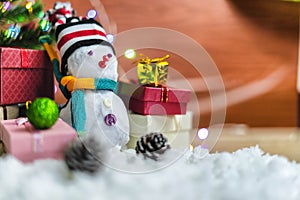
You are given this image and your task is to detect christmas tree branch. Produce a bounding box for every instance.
[0,0,43,25]
[0,0,55,49]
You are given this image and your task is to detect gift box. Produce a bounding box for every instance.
[127,111,193,149]
[0,47,54,105]
[129,85,191,115]
[0,119,77,162]
[137,55,169,86]
[0,103,26,120]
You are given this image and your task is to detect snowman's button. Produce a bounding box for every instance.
[104,114,116,126]
[103,99,112,108]
[88,50,93,56]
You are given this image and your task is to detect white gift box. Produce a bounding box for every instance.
[127,111,193,149]
[0,104,26,120]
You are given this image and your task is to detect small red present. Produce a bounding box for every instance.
[0,47,54,105]
[0,119,77,163]
[129,85,191,115]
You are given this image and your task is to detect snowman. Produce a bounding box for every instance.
[54,17,129,149]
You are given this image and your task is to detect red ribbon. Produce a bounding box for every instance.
[20,49,29,68]
[145,84,169,102]
[161,86,169,103]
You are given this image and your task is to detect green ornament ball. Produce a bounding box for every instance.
[26,97,59,129]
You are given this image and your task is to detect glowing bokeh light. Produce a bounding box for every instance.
[87,9,97,19]
[124,49,136,59]
[106,33,114,44]
[197,128,209,140]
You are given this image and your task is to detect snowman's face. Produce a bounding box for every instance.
[67,44,118,81]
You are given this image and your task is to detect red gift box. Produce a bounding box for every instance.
[129,85,191,115]
[0,47,54,105]
[0,119,77,163]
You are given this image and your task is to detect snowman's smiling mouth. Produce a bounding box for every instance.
[98,53,113,69]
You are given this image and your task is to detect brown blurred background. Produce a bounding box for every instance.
[44,0,299,127]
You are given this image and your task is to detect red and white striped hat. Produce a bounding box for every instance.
[55,17,114,75]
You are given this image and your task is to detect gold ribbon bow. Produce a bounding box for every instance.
[138,54,170,64]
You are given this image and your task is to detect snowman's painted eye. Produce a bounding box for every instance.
[88,50,93,56]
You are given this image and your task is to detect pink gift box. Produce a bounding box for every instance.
[0,119,77,163]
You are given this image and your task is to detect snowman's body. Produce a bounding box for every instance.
[60,44,129,148]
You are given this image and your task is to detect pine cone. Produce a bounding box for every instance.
[135,132,170,161]
[64,135,103,174]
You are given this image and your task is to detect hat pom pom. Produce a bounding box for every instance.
[44,2,76,28]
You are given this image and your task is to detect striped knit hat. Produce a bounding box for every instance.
[56,17,114,76]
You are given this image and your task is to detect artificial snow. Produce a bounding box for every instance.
[0,146,300,200]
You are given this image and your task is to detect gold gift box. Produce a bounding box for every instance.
[137,55,169,86]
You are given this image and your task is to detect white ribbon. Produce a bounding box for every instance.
[15,118,43,153]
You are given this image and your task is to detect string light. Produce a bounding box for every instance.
[25,1,33,14]
[5,24,20,39]
[1,1,11,13]
[39,19,51,32]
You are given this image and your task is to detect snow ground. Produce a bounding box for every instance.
[0,146,299,200]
